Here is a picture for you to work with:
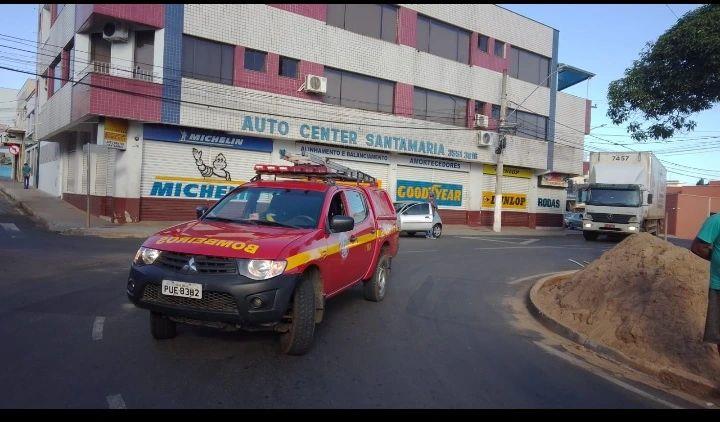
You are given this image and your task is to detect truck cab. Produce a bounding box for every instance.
[582,152,666,241]
[127,152,399,355]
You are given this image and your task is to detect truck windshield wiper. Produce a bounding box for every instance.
[203,216,249,224]
[252,220,301,229]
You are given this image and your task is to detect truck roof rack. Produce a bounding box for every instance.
[251,149,377,186]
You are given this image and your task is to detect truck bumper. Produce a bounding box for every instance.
[582,221,640,234]
[126,264,301,329]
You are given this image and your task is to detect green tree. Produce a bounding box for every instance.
[607,5,720,141]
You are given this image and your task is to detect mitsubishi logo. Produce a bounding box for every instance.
[182,257,198,274]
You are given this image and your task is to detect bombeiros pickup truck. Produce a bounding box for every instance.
[127,151,399,355]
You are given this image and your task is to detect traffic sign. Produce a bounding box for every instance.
[8,145,19,155]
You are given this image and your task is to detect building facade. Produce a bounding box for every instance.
[666,181,720,239]
[35,4,592,226]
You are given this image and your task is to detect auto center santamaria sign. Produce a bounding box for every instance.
[225,114,481,162]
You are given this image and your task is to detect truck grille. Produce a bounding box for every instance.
[140,283,239,315]
[589,213,632,224]
[155,251,237,274]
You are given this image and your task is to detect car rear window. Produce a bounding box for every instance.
[368,188,395,218]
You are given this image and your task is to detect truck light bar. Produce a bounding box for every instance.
[252,149,377,185]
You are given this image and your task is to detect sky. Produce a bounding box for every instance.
[0,4,717,184]
[502,3,720,184]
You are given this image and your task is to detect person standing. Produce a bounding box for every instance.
[691,213,720,356]
[426,190,438,239]
[22,162,32,189]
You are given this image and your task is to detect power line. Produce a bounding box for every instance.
[665,4,681,20]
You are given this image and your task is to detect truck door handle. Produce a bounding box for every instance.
[349,235,357,242]
[425,216,431,219]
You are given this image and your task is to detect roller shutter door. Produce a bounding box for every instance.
[481,172,530,211]
[396,165,470,210]
[332,159,390,189]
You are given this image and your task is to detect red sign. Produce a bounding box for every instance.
[8,145,19,155]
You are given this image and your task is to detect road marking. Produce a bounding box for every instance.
[0,223,20,232]
[473,246,596,251]
[568,259,585,268]
[519,238,540,245]
[92,316,105,341]
[461,237,532,245]
[106,394,126,409]
[533,341,682,409]
[508,272,569,285]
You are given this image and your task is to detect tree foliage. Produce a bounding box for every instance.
[607,5,720,141]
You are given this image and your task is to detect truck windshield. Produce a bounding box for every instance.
[586,188,641,207]
[204,187,325,229]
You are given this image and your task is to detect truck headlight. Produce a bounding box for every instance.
[134,247,160,265]
[238,259,286,280]
[629,226,636,231]
[584,223,592,228]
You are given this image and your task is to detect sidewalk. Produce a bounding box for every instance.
[0,179,181,238]
[443,224,572,237]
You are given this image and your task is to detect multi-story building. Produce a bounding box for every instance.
[35,4,593,227]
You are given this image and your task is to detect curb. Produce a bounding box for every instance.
[528,271,720,401]
[0,185,51,231]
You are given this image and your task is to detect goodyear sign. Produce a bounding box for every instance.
[482,191,527,209]
[396,180,462,207]
[483,164,533,179]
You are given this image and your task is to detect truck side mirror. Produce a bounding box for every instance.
[330,215,354,233]
[196,206,209,219]
[647,194,653,205]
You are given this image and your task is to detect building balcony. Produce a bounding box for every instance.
[78,61,160,85]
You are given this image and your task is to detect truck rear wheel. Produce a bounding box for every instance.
[150,312,177,340]
[279,275,316,356]
[364,254,390,302]
[583,231,599,241]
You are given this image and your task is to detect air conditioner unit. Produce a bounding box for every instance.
[102,22,129,43]
[477,131,498,147]
[303,74,327,94]
[474,114,489,128]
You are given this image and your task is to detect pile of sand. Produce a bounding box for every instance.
[536,232,720,381]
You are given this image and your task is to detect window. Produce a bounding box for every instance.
[64,39,74,85]
[345,190,368,223]
[134,30,154,80]
[244,48,267,72]
[324,68,394,114]
[182,35,234,85]
[405,203,430,216]
[475,101,486,116]
[509,46,551,87]
[491,104,501,120]
[279,56,299,78]
[51,56,62,94]
[494,40,505,57]
[507,108,548,141]
[416,15,470,64]
[478,34,489,53]
[327,4,397,43]
[327,192,346,226]
[90,33,111,64]
[57,4,65,16]
[414,87,467,127]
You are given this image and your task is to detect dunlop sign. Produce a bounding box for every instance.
[481,191,527,209]
[483,164,533,179]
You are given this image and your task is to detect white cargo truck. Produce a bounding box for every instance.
[582,151,667,241]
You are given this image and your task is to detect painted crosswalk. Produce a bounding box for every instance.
[0,223,20,232]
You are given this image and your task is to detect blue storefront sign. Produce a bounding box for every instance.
[143,124,273,153]
[396,180,463,207]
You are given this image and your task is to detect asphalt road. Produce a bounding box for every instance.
[0,195,697,408]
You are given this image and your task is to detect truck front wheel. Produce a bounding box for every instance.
[364,254,390,302]
[279,275,316,356]
[583,231,599,241]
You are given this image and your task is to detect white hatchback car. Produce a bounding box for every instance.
[394,201,443,238]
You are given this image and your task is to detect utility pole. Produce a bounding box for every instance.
[493,70,510,232]
[86,141,91,228]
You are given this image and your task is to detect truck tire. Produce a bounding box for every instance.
[364,253,390,302]
[279,275,316,356]
[150,312,177,340]
[583,231,599,241]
